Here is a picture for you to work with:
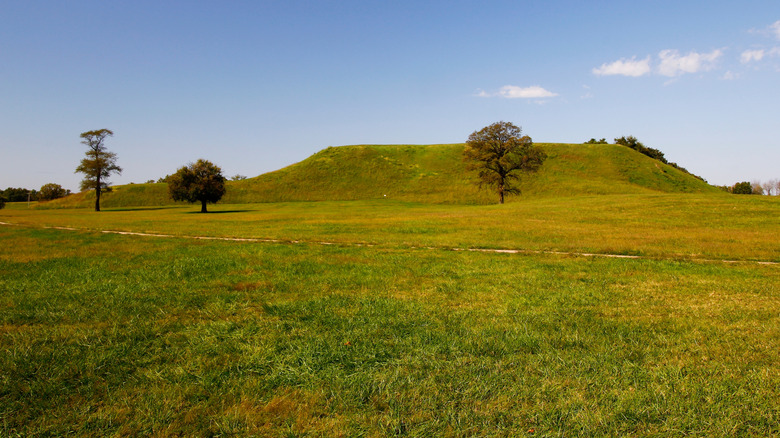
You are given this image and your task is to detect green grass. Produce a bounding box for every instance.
[1,221,778,436]
[7,193,780,263]
[4,141,774,436]
[41,143,718,209]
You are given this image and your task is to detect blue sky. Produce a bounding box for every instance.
[2,0,779,191]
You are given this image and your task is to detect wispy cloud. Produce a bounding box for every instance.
[740,47,780,64]
[771,20,780,39]
[594,21,780,82]
[593,50,721,78]
[741,49,765,63]
[592,56,651,77]
[750,20,780,40]
[477,85,558,99]
[580,85,594,99]
[657,49,722,77]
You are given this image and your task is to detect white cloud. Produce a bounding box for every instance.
[772,20,780,39]
[477,85,558,99]
[580,85,594,99]
[657,49,723,77]
[592,56,651,77]
[498,85,557,98]
[741,49,765,63]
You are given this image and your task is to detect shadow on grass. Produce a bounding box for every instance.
[104,206,179,212]
[184,210,255,214]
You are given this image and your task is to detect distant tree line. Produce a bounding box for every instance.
[717,179,780,195]
[1,187,37,202]
[584,136,705,182]
[1,184,71,203]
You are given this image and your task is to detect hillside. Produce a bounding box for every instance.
[42,143,719,208]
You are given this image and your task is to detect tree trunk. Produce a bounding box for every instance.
[95,173,101,212]
[201,201,208,213]
[499,187,505,204]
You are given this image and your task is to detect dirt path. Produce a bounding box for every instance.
[1,220,777,265]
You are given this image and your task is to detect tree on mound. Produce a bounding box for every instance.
[464,121,546,204]
[614,136,667,163]
[168,159,226,213]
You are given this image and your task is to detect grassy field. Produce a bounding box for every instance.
[1,194,778,437]
[7,193,780,263]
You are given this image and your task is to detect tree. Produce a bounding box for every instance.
[614,135,667,163]
[464,121,546,204]
[168,159,226,213]
[38,183,69,201]
[75,129,121,212]
[732,181,753,194]
[585,138,607,144]
[0,195,5,210]
[768,179,780,196]
[2,187,33,202]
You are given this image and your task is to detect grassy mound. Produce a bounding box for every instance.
[42,143,719,208]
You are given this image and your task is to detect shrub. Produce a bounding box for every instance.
[732,181,753,194]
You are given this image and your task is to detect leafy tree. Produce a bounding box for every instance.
[732,181,753,194]
[231,174,248,181]
[2,187,33,202]
[585,138,607,144]
[0,195,5,210]
[38,183,69,201]
[464,121,546,204]
[75,129,121,212]
[614,136,668,163]
[168,159,226,213]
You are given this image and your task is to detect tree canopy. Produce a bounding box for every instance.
[732,181,754,194]
[75,129,121,212]
[38,183,69,201]
[168,159,226,213]
[613,136,705,182]
[463,121,546,204]
[614,136,667,163]
[1,187,35,202]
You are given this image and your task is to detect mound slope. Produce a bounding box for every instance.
[44,143,719,208]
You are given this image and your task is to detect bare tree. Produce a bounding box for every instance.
[765,179,779,196]
[751,181,765,196]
